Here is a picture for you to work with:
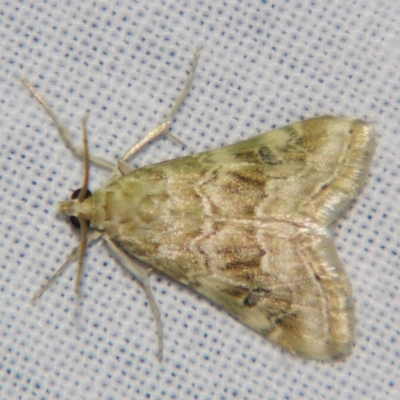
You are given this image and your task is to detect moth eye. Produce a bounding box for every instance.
[69,188,92,229]
[70,188,92,200]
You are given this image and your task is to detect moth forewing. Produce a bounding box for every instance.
[61,116,374,360]
[27,49,375,361]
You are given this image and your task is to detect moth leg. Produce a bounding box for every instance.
[116,159,134,176]
[21,78,114,170]
[32,231,103,302]
[103,235,164,362]
[118,46,201,168]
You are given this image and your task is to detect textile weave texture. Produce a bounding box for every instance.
[0,1,399,399]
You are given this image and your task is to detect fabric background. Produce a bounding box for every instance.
[1,1,399,399]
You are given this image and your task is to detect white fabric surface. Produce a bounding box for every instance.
[1,1,399,399]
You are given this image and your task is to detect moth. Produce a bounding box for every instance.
[23,48,375,361]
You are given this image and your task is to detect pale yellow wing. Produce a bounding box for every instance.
[67,116,374,359]
[92,116,374,226]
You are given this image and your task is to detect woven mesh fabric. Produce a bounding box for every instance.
[1,1,399,399]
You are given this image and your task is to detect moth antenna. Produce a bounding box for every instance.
[78,113,90,203]
[75,114,91,298]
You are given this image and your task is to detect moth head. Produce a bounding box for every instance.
[58,194,93,223]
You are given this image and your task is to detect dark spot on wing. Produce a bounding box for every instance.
[244,287,272,307]
[229,171,266,189]
[233,150,260,163]
[225,259,262,270]
[258,146,283,165]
